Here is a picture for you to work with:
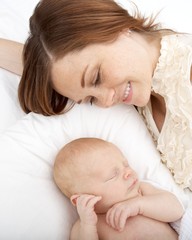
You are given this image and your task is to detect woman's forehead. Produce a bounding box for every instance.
[51,54,85,93]
[51,48,93,83]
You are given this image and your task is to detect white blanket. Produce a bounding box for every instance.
[179,207,192,240]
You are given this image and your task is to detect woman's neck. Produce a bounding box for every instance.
[150,92,166,132]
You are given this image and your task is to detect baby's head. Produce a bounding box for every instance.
[54,138,117,197]
[53,138,139,213]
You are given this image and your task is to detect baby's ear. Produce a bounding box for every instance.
[70,194,79,206]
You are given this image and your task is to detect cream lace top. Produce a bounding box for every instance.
[138,34,192,191]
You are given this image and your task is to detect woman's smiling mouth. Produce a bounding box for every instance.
[123,82,131,102]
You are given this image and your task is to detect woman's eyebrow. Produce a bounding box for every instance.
[81,65,88,88]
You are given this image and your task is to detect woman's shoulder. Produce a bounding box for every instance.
[177,33,192,46]
[162,33,192,47]
[155,33,192,77]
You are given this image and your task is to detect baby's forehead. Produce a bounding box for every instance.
[62,138,126,166]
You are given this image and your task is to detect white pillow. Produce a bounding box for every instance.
[0,70,25,133]
[0,0,191,239]
[0,102,190,239]
[0,0,39,42]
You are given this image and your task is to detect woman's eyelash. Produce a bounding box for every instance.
[93,68,101,87]
[89,68,101,105]
[90,97,94,105]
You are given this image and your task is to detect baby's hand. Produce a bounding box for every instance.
[74,194,102,226]
[106,198,140,231]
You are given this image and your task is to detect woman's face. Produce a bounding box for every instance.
[51,32,156,108]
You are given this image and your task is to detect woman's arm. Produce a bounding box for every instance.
[0,38,23,75]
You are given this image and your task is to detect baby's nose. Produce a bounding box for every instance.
[123,167,132,180]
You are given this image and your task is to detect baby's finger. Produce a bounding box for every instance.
[106,208,112,225]
[114,208,123,230]
[76,194,95,206]
[118,210,127,231]
[77,194,101,208]
[106,207,118,230]
[86,196,102,208]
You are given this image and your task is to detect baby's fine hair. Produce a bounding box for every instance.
[53,138,115,197]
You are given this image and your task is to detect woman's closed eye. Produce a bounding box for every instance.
[89,67,101,105]
[93,67,101,87]
[90,97,95,105]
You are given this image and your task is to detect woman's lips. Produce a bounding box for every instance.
[123,82,131,100]
[123,81,132,103]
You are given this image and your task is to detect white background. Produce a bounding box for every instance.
[118,0,192,33]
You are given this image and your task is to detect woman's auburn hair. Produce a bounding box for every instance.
[18,0,166,116]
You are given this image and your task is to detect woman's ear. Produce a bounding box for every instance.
[70,194,79,206]
[122,29,132,38]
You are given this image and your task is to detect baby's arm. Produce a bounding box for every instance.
[137,183,184,222]
[70,194,101,240]
[106,182,184,231]
[0,38,23,75]
[138,182,184,221]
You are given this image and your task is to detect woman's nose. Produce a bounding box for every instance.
[95,88,115,108]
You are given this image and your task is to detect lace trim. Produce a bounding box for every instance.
[139,34,192,190]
